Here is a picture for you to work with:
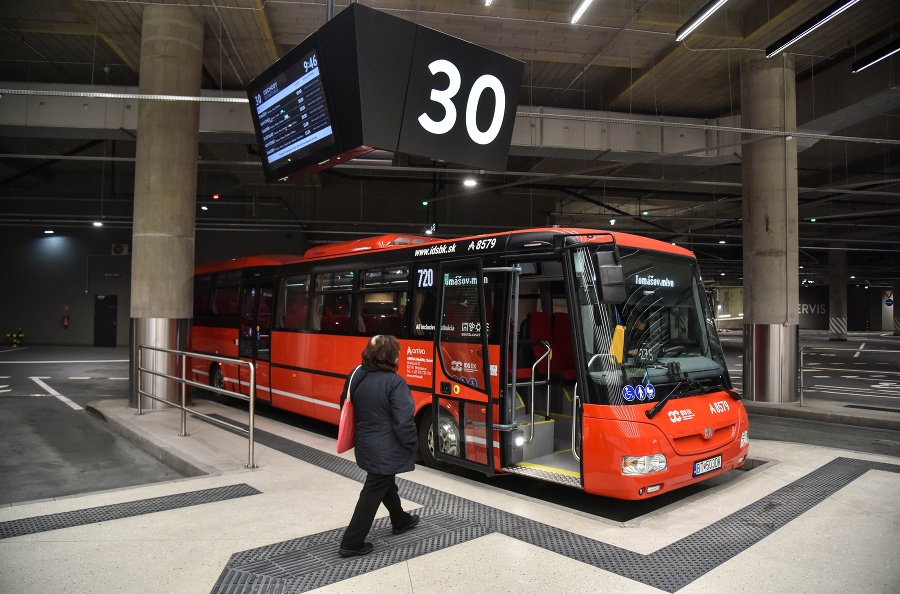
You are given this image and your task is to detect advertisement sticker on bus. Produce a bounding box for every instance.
[405,345,432,381]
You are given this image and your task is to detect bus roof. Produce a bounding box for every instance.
[194,254,301,274]
[194,228,695,274]
[303,234,441,259]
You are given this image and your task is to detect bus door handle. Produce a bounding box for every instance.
[571,383,581,461]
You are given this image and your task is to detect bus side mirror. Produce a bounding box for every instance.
[595,252,626,304]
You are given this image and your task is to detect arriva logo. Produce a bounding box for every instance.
[407,346,427,355]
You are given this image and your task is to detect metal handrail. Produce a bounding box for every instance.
[799,346,900,408]
[571,383,581,461]
[137,345,258,468]
[526,342,552,442]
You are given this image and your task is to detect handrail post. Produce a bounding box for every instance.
[571,383,581,461]
[137,346,143,415]
[247,362,257,469]
[527,342,551,442]
[180,352,188,436]
[799,348,805,408]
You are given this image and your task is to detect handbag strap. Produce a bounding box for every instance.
[346,365,362,403]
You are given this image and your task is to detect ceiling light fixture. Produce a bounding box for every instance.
[484,0,492,5]
[609,218,616,225]
[463,179,477,187]
[675,0,730,42]
[571,0,594,24]
[851,37,900,73]
[765,0,861,58]
[44,230,54,234]
[93,221,103,227]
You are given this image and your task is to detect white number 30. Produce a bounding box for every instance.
[417,59,506,146]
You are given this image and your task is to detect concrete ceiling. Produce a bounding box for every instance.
[1,0,899,287]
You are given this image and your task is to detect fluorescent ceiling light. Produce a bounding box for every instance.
[765,0,861,58]
[571,0,594,24]
[463,179,477,187]
[852,37,900,73]
[484,0,492,5]
[675,0,730,42]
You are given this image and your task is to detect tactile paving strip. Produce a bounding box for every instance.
[207,416,900,593]
[0,483,261,540]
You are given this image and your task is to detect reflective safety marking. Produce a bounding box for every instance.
[464,434,500,448]
[270,386,340,409]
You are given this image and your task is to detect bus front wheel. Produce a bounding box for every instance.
[418,410,460,468]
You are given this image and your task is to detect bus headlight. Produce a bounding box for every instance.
[740,430,749,448]
[622,454,667,475]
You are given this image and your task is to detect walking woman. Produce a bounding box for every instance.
[338,335,420,557]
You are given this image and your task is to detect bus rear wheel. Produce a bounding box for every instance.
[208,364,226,401]
[418,410,460,468]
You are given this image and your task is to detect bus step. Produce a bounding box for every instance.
[501,463,581,488]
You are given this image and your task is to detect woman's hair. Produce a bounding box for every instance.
[361,335,400,372]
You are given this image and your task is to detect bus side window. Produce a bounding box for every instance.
[278,275,310,331]
[315,271,354,335]
[360,267,411,338]
[212,270,241,316]
[194,275,212,316]
[360,292,408,337]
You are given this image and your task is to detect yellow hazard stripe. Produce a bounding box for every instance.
[516,461,581,478]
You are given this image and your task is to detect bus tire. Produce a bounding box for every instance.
[208,364,227,402]
[418,409,460,468]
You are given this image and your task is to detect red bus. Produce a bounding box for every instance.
[189,228,749,499]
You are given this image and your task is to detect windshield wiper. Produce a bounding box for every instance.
[645,379,719,420]
[645,379,741,419]
[725,387,742,401]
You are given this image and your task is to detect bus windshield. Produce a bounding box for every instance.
[576,246,730,406]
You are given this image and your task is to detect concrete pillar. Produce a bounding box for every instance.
[129,5,204,408]
[828,247,848,340]
[741,54,800,403]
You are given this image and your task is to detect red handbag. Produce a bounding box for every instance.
[337,366,361,453]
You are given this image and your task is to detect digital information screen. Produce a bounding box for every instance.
[251,47,336,176]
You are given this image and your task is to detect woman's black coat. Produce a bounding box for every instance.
[340,365,417,475]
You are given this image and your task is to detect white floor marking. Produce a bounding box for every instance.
[29,376,83,410]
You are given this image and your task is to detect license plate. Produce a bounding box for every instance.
[693,455,722,477]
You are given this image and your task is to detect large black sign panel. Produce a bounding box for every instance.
[398,26,523,172]
[246,4,524,182]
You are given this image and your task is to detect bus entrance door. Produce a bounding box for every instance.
[432,259,494,474]
[238,282,274,402]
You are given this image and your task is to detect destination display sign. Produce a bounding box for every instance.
[252,47,334,171]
